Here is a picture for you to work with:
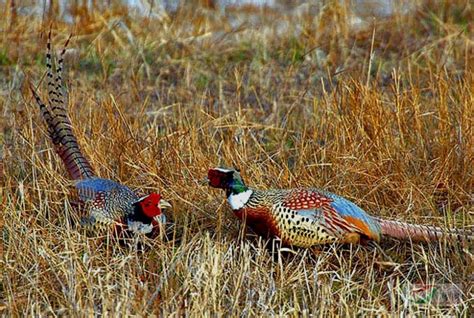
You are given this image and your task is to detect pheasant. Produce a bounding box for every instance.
[207,167,472,247]
[29,31,171,236]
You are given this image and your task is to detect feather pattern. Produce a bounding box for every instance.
[377,218,472,242]
[230,187,472,246]
[75,178,139,225]
[280,189,381,240]
[31,30,94,180]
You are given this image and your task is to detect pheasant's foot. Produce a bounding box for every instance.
[80,216,96,227]
[310,247,323,256]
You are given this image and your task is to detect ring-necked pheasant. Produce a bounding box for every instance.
[29,31,171,236]
[207,167,472,247]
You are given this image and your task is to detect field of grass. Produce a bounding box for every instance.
[1,0,473,316]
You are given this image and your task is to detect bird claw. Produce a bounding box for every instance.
[80,216,96,227]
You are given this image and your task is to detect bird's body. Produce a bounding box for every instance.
[30,31,170,235]
[74,178,163,234]
[228,188,381,247]
[208,167,472,247]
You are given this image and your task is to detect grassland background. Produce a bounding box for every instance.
[1,0,473,316]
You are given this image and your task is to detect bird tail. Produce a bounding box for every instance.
[30,30,95,180]
[377,218,473,243]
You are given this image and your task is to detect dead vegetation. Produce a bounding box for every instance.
[1,0,473,316]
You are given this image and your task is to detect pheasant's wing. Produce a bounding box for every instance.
[74,178,123,202]
[282,189,381,240]
[325,192,382,240]
[74,178,135,225]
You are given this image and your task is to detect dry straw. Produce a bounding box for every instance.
[1,0,472,316]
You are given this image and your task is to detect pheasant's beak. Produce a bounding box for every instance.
[199,177,210,185]
[159,199,172,210]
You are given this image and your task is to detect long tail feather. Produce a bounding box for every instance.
[377,218,473,243]
[47,30,71,124]
[30,31,95,180]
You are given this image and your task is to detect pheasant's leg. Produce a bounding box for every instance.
[342,233,361,244]
[369,241,396,264]
[80,215,96,227]
[310,247,323,257]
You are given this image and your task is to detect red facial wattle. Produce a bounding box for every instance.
[208,169,228,188]
[138,193,162,218]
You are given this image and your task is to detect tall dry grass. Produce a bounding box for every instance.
[1,0,473,316]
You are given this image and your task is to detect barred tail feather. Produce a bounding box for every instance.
[47,30,71,125]
[30,30,94,180]
[378,218,473,243]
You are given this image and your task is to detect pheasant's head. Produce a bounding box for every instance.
[134,193,172,220]
[208,167,247,193]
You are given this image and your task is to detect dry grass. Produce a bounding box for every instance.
[1,0,473,316]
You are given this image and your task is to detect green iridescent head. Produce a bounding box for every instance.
[207,167,247,194]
